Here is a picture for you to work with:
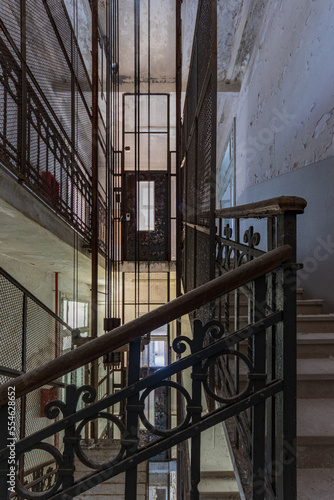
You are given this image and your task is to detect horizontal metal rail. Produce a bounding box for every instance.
[0,244,292,405]
[215,196,307,219]
[51,380,284,500]
[2,311,281,458]
[0,267,75,332]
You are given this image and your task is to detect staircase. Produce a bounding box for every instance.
[198,424,241,499]
[296,288,334,500]
[74,440,148,499]
[71,289,334,500]
[228,287,334,500]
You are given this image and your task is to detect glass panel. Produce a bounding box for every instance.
[138,181,155,231]
[149,340,167,367]
[63,299,89,331]
[123,272,168,305]
[171,219,176,261]
[171,176,176,217]
[124,133,168,171]
[124,94,168,133]
[151,325,167,336]
[170,151,176,174]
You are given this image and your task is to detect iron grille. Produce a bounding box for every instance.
[182,0,217,304]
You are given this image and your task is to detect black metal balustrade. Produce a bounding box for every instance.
[0,196,306,500]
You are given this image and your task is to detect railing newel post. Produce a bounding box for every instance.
[190,320,204,500]
[61,385,78,494]
[252,275,267,500]
[124,338,141,500]
[275,211,297,500]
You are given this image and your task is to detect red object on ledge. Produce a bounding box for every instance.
[41,171,60,205]
[40,387,59,417]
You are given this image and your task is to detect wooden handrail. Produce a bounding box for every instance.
[215,196,307,219]
[0,245,292,406]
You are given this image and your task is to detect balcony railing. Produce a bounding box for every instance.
[0,0,107,252]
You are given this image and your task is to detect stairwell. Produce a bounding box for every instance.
[74,440,148,499]
[296,288,334,500]
[72,289,334,500]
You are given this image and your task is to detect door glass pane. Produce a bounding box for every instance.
[138,181,155,231]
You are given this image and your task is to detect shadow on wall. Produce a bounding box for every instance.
[237,156,334,313]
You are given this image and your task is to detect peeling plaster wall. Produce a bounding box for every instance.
[217,0,334,197]
[216,0,334,306]
[119,0,176,91]
[181,0,199,89]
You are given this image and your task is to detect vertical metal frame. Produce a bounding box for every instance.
[181,0,217,305]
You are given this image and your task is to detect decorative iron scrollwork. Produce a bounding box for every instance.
[74,413,126,469]
[203,320,225,341]
[15,443,64,500]
[172,335,193,355]
[202,349,253,404]
[138,381,192,437]
[44,399,67,420]
[243,226,261,248]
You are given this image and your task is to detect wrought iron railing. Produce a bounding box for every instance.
[214,196,307,499]
[0,193,306,499]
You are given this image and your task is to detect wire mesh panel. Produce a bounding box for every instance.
[0,267,74,496]
[0,275,23,372]
[197,77,214,227]
[0,0,107,249]
[182,0,217,301]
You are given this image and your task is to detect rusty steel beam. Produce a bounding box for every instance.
[0,244,292,406]
[90,0,99,442]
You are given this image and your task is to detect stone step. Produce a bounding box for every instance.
[228,299,323,317]
[236,333,334,358]
[74,440,147,499]
[297,333,334,358]
[297,468,334,500]
[198,477,241,499]
[226,314,334,334]
[296,299,324,315]
[297,399,334,468]
[297,314,334,333]
[297,358,334,398]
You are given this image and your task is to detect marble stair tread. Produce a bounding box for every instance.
[297,399,334,439]
[297,332,334,342]
[297,358,334,379]
[198,477,240,498]
[297,468,334,500]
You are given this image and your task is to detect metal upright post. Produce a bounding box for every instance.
[124,338,141,500]
[61,385,77,493]
[20,0,27,179]
[252,275,267,500]
[19,294,28,486]
[91,0,99,442]
[275,212,297,500]
[190,320,204,500]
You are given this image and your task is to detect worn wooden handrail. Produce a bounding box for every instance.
[0,245,292,406]
[215,196,307,219]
